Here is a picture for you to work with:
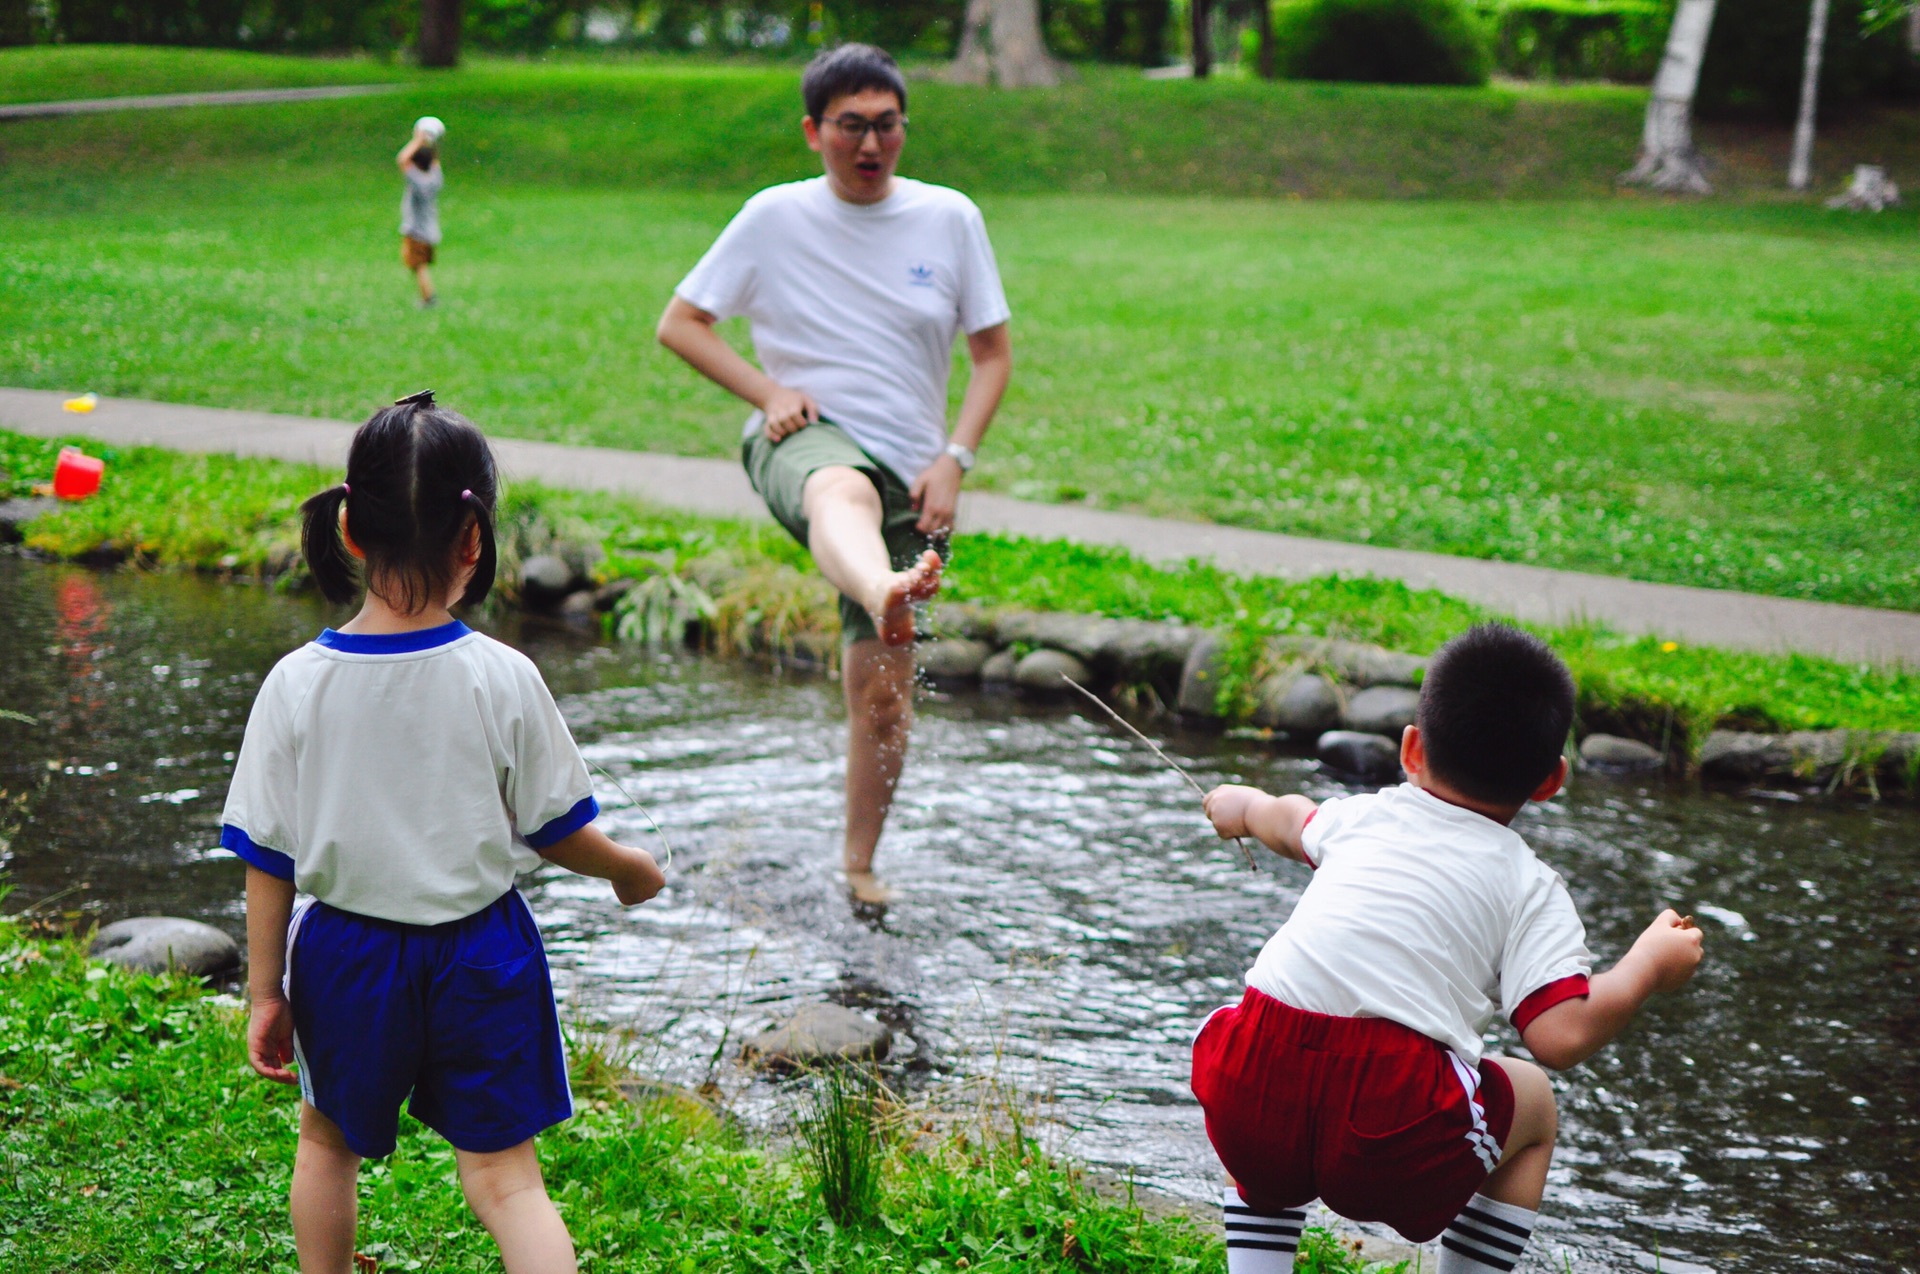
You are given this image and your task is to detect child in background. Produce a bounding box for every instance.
[1195,624,1703,1273]
[398,116,445,308]
[226,391,664,1273]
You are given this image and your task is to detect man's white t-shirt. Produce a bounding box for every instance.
[220,622,598,926]
[675,176,1012,484]
[1247,783,1593,1064]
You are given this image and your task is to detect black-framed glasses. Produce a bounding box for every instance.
[821,112,907,141]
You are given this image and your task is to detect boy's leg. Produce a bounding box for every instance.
[842,638,916,898]
[292,1102,362,1274]
[802,465,941,647]
[1221,1179,1307,1273]
[1437,1057,1555,1273]
[455,1138,578,1274]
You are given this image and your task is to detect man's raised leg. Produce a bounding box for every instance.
[802,466,941,647]
[842,639,916,902]
[1437,1057,1556,1273]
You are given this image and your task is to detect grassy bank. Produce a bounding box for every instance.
[4,51,1917,610]
[0,911,1401,1271]
[5,429,1917,745]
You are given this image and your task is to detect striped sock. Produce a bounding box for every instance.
[1222,1187,1305,1272]
[1438,1194,1537,1273]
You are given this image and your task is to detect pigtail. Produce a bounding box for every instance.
[459,488,498,608]
[299,483,359,605]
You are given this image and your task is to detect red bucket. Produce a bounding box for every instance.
[53,447,105,500]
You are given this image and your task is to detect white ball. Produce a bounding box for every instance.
[415,115,446,142]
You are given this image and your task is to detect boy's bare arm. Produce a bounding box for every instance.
[656,296,817,441]
[538,823,665,907]
[396,136,424,169]
[1521,909,1703,1070]
[1203,785,1317,863]
[245,866,298,1084]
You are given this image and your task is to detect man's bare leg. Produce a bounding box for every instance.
[802,466,941,647]
[841,639,915,902]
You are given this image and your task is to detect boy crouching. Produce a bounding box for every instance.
[1195,624,1703,1272]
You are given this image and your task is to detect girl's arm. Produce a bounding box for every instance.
[1203,786,1317,863]
[245,866,298,1084]
[1520,910,1704,1070]
[538,824,665,907]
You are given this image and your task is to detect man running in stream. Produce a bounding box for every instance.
[657,43,1013,906]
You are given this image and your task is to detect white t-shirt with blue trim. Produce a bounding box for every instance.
[220,621,597,926]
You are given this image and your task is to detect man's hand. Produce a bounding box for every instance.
[613,847,666,907]
[248,994,297,1084]
[1628,909,1705,993]
[910,454,965,534]
[761,385,820,442]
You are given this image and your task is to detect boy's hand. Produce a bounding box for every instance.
[1630,909,1705,993]
[1203,785,1265,840]
[612,846,666,907]
[247,994,297,1084]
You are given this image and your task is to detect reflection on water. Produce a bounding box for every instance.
[2,556,1917,1273]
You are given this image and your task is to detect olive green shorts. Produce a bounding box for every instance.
[741,420,944,646]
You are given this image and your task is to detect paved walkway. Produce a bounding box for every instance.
[5,387,1917,666]
[0,84,402,121]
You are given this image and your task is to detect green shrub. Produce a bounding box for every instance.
[1275,0,1493,86]
[1475,0,1664,82]
[1697,0,1920,119]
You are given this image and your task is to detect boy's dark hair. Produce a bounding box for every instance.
[412,146,436,171]
[801,43,907,121]
[300,394,498,614]
[1416,624,1575,807]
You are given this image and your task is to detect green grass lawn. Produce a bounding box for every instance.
[2,49,1917,610]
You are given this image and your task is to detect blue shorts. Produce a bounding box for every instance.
[286,889,572,1159]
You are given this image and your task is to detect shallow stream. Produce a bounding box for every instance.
[2,557,1916,1272]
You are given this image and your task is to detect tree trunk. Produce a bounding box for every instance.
[1908,5,1919,55]
[418,0,462,68]
[1788,0,1831,191]
[1253,0,1275,79]
[991,0,1066,87]
[1619,0,1718,194]
[1191,0,1212,78]
[948,0,994,84]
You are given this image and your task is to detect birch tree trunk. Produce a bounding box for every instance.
[1788,0,1832,191]
[1191,0,1213,78]
[1620,0,1718,194]
[947,0,994,84]
[418,0,462,68]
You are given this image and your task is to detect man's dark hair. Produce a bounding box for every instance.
[801,43,907,122]
[1416,624,1575,807]
[300,395,499,615]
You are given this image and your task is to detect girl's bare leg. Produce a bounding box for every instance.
[292,1102,361,1274]
[455,1138,577,1274]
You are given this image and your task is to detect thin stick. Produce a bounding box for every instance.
[1060,674,1255,869]
[588,758,674,871]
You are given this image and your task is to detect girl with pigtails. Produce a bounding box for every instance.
[222,391,664,1273]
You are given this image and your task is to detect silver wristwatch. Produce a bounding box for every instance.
[943,441,976,472]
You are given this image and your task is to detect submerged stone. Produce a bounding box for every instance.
[742,1003,892,1067]
[1340,686,1420,736]
[918,637,993,681]
[91,917,239,977]
[1580,734,1665,771]
[1699,730,1851,783]
[1252,671,1340,734]
[1316,730,1402,781]
[520,554,576,611]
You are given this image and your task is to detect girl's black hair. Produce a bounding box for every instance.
[299,392,499,614]
[412,146,436,171]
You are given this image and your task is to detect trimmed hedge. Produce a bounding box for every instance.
[1275,0,1493,86]
[1476,0,1664,82]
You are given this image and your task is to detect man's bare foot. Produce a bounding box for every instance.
[845,869,895,905]
[872,549,943,648]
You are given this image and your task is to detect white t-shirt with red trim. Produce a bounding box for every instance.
[1245,783,1592,1064]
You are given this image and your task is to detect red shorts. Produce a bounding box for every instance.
[1191,986,1514,1243]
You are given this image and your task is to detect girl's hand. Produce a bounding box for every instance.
[1203,784,1265,840]
[248,995,298,1084]
[612,847,665,907]
[1630,909,1705,993]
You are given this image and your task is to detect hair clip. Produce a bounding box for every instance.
[460,488,474,502]
[341,482,351,495]
[394,389,436,407]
